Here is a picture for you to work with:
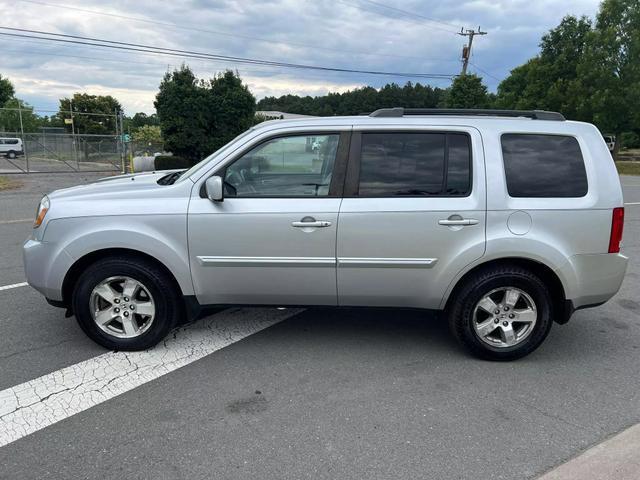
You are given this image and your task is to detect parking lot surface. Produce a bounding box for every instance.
[0,173,639,479]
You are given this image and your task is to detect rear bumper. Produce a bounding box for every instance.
[557,253,628,310]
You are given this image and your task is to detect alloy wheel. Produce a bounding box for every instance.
[89,276,155,339]
[472,287,537,348]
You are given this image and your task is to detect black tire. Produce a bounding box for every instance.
[72,256,181,350]
[7,151,16,159]
[448,265,553,361]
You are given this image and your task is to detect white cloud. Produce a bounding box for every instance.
[1,0,601,114]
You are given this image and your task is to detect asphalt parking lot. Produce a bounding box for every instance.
[0,172,639,479]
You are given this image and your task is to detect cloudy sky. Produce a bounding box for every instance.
[1,0,601,115]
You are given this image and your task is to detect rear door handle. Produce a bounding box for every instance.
[438,218,479,226]
[292,220,332,228]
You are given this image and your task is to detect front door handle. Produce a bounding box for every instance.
[438,218,479,226]
[292,219,332,228]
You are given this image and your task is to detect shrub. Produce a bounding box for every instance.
[621,132,640,150]
[154,155,191,170]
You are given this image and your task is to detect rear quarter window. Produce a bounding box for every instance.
[501,134,588,197]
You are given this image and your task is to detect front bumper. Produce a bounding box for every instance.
[23,238,73,302]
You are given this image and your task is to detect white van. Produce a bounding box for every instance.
[603,134,615,152]
[0,138,24,159]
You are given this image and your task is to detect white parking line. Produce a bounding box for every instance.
[0,282,28,291]
[0,307,300,448]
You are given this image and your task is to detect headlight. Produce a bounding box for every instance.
[34,195,50,228]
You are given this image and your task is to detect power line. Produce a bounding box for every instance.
[357,0,463,31]
[0,27,457,79]
[335,0,460,34]
[468,61,502,82]
[5,42,452,85]
[17,0,448,62]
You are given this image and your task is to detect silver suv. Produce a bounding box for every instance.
[23,108,628,360]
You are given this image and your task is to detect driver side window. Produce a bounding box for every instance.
[224,134,339,197]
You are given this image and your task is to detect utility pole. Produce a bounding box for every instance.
[17,99,29,172]
[459,27,487,75]
[70,99,78,170]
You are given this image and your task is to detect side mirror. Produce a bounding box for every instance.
[205,176,224,202]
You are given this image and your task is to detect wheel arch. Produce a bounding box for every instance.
[442,257,571,324]
[61,248,185,309]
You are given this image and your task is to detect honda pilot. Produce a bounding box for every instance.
[23,108,628,360]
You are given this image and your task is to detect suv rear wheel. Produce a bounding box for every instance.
[72,256,180,350]
[7,151,16,159]
[448,265,553,360]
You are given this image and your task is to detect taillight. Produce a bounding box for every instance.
[608,207,624,253]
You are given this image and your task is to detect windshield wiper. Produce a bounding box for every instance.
[157,170,185,185]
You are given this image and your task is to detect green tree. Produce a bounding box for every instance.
[576,0,640,157]
[132,124,162,144]
[155,66,255,161]
[495,15,593,118]
[58,93,122,134]
[445,74,489,108]
[0,74,14,106]
[204,70,256,151]
[0,98,43,133]
[130,112,159,129]
[256,81,447,116]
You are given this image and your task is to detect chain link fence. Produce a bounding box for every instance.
[0,105,126,174]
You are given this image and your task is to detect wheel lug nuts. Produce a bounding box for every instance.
[124,297,129,302]
[504,307,509,311]
[509,314,515,319]
[502,321,508,326]
[114,307,120,313]
[130,305,135,310]
[494,309,500,314]
[123,311,129,317]
[494,318,499,324]
[114,299,120,304]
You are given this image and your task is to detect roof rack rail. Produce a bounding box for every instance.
[368,108,565,121]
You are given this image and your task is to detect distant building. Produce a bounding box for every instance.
[256,111,313,120]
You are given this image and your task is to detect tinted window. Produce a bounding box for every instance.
[357,132,471,196]
[6,139,19,145]
[446,134,471,195]
[224,134,339,197]
[501,134,588,197]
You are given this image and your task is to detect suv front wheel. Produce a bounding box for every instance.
[448,265,553,360]
[72,256,180,350]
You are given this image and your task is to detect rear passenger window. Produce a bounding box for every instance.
[501,134,588,197]
[357,132,471,196]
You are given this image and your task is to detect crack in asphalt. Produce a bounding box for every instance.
[0,338,76,361]
[0,308,300,447]
[507,397,598,435]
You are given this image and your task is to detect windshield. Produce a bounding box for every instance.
[176,128,257,183]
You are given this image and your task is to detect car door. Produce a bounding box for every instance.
[188,129,350,306]
[336,126,486,309]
